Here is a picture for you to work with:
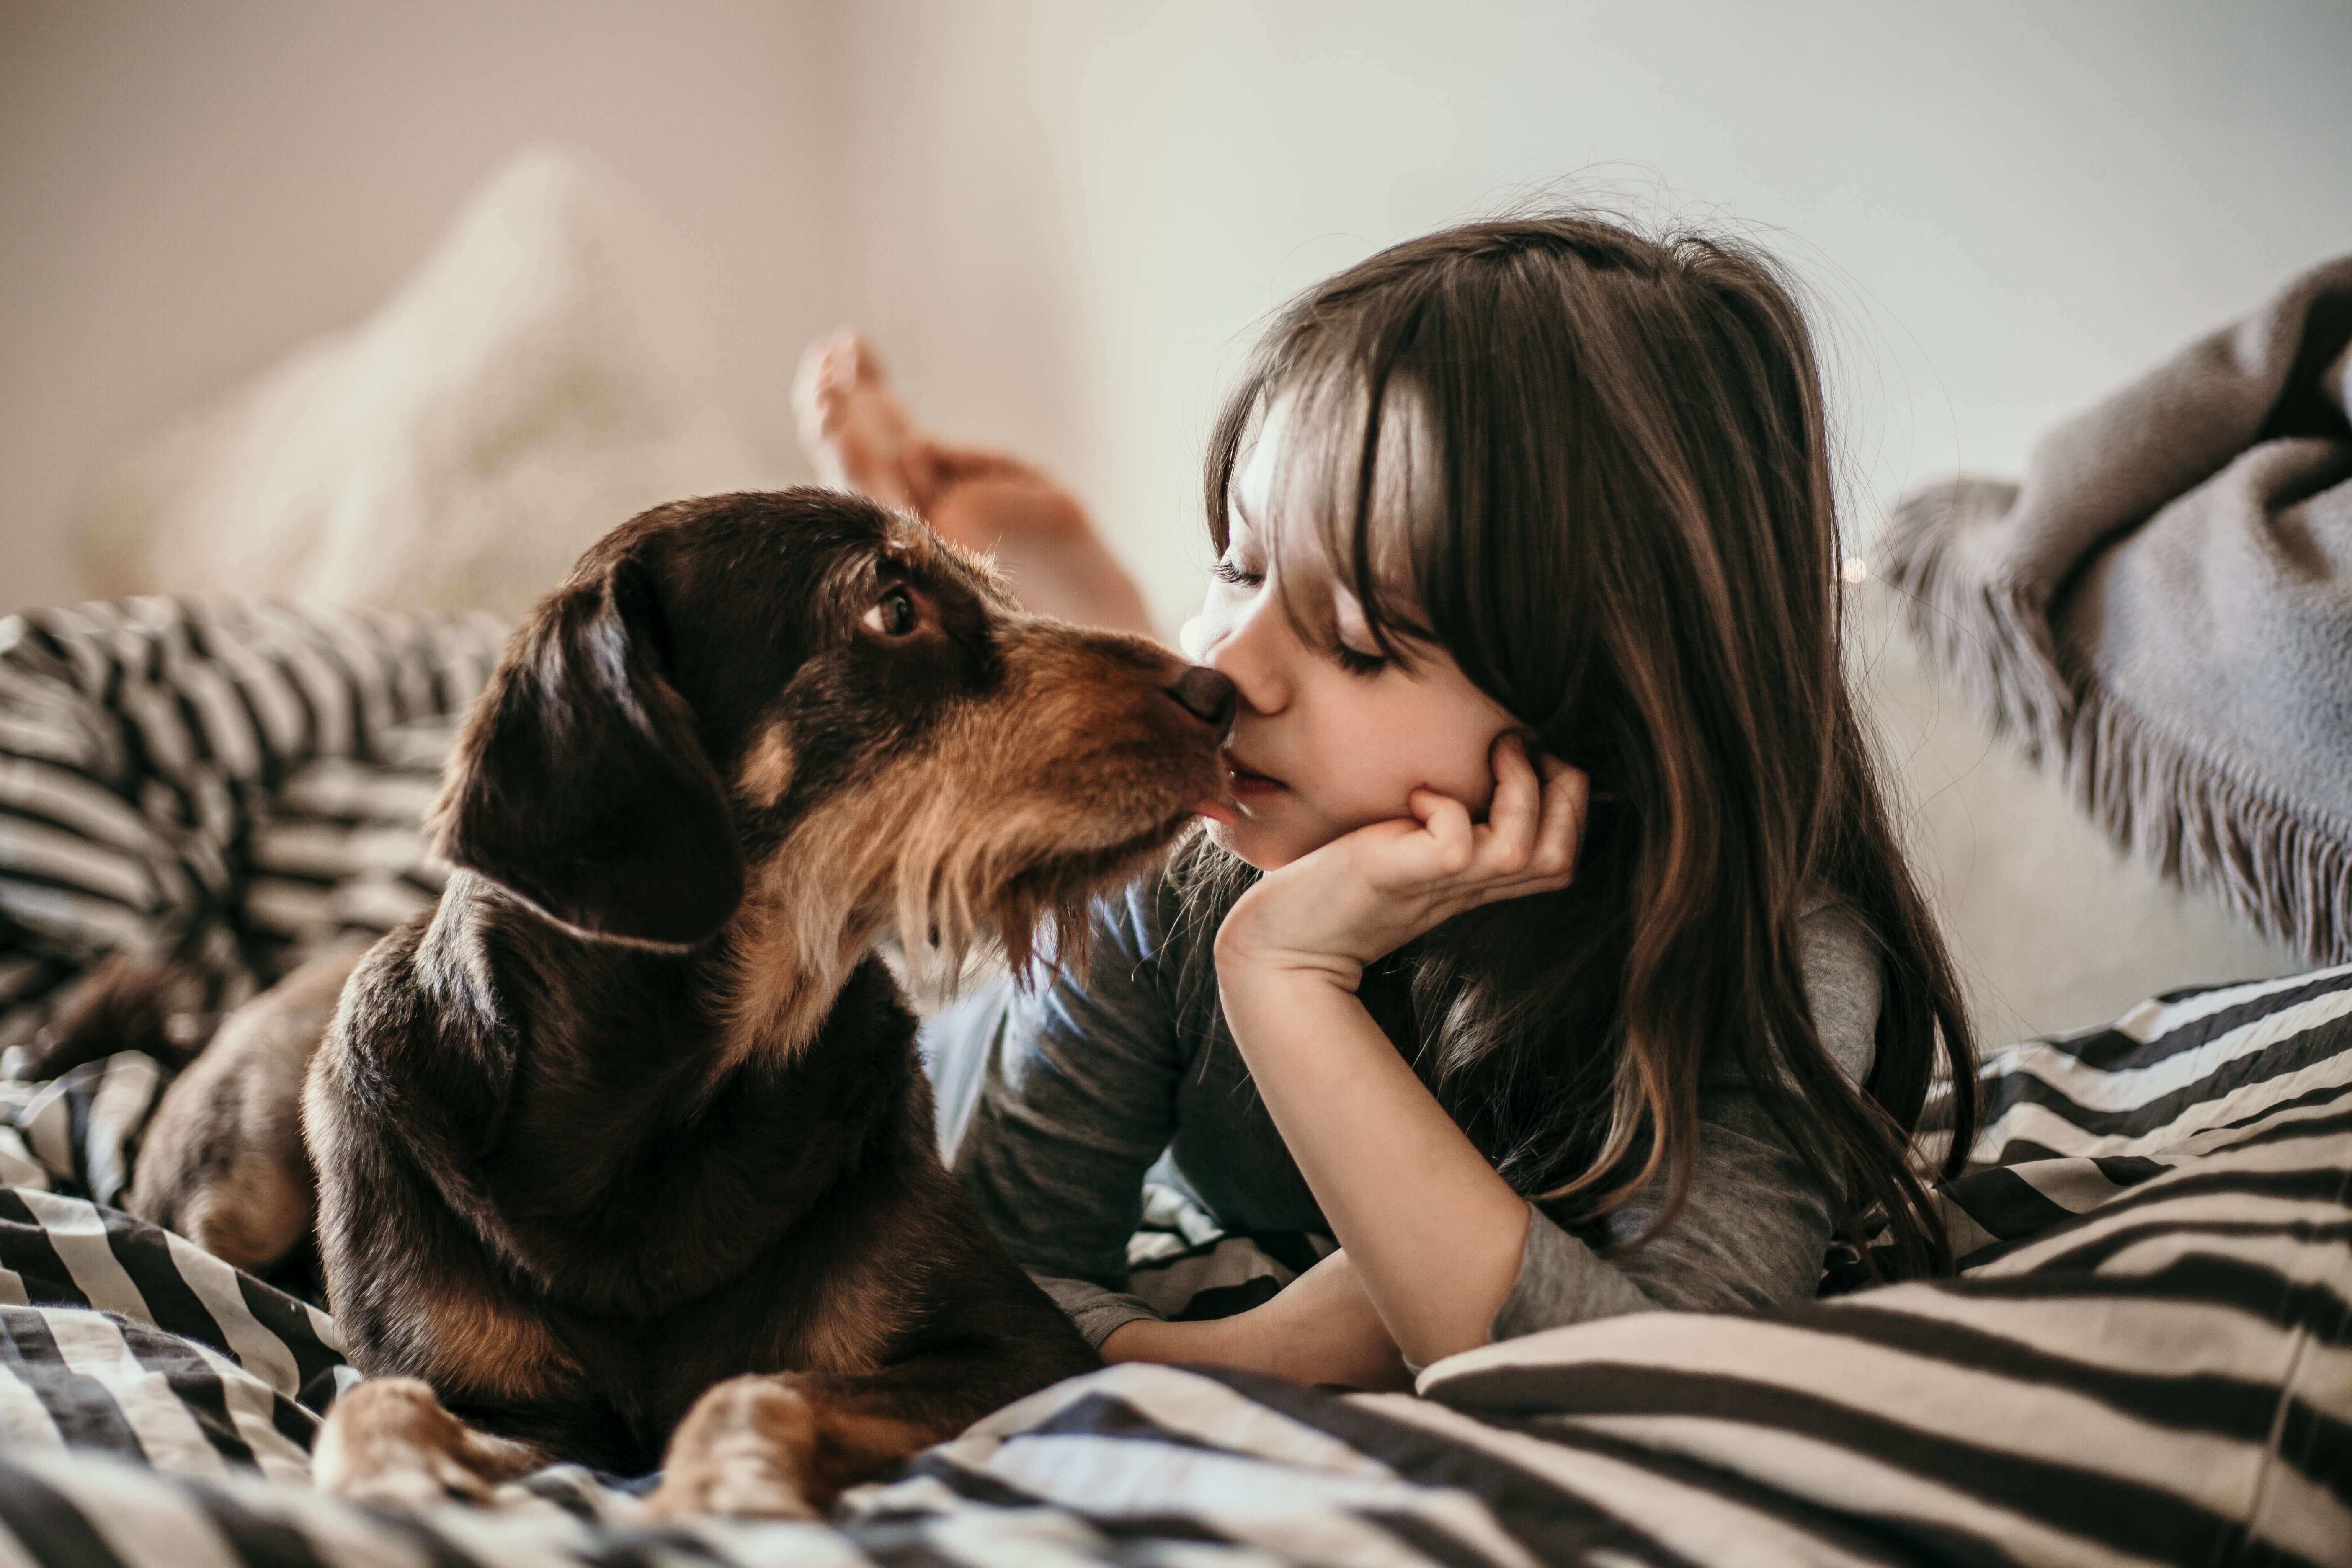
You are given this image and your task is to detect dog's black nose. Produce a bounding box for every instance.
[1166,666,1236,731]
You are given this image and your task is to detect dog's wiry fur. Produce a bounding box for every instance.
[302,489,1231,1511]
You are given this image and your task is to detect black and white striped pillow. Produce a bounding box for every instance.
[0,1187,343,1480]
[0,593,2343,1567]
[0,594,499,1065]
[0,1007,2340,1568]
[1415,965,2352,1564]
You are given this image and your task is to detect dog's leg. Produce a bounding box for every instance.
[640,1374,830,1519]
[131,939,368,1271]
[312,1377,544,1505]
[643,1367,954,1519]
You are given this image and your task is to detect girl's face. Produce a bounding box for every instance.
[1191,399,1522,871]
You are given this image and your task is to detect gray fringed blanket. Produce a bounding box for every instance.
[1876,255,2352,964]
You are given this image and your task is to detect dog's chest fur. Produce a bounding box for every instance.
[312,887,938,1431]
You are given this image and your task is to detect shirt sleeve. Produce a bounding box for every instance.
[1488,901,1883,1341]
[1031,1275,1166,1349]
[949,878,1189,1344]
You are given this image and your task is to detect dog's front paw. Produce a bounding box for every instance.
[644,1374,823,1519]
[312,1377,536,1506]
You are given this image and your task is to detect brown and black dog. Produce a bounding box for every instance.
[300,487,1233,1513]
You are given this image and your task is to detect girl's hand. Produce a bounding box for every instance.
[1203,737,1579,1368]
[1099,1251,1415,1392]
[1215,735,1588,993]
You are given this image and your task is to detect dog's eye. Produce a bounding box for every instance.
[861,587,919,638]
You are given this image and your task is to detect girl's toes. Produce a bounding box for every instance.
[792,328,920,508]
[792,335,854,477]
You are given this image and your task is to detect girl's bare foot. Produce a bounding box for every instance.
[794,328,919,510]
[917,442,1157,637]
[791,329,1158,640]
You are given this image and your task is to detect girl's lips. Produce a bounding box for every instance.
[1225,756,1285,797]
[1193,755,1279,827]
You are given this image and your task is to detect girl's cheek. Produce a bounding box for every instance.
[1399,725,1509,814]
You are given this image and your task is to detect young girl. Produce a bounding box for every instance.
[798,215,1978,1391]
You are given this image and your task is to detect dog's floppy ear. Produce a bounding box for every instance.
[431,552,745,949]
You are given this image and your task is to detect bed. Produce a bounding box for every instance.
[5,157,2348,1568]
[0,592,2344,1568]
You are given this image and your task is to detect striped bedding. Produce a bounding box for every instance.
[0,595,492,1065]
[0,597,2346,1566]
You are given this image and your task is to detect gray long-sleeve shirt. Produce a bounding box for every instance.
[936,872,1880,1350]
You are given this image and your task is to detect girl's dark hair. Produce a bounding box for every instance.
[1189,215,1978,1275]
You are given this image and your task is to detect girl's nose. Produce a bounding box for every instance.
[1200,594,1290,715]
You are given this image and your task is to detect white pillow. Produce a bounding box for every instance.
[70,146,779,619]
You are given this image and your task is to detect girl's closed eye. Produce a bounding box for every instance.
[1329,588,1392,677]
[1331,637,1388,678]
[1209,554,1264,588]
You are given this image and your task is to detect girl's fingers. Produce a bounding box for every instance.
[1385,746,1575,910]
[1531,758,1589,882]
[1406,788,1476,876]
[1480,735,1543,872]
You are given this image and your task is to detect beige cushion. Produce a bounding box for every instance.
[70,146,777,619]
[1848,576,2305,1039]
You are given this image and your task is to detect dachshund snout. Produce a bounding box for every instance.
[1165,666,1236,732]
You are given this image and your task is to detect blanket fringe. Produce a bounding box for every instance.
[1875,480,2349,966]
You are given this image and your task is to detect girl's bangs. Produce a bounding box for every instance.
[1245,353,1444,664]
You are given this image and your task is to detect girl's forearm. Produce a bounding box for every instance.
[1218,969,1530,1368]
[1101,1251,1415,1390]
[1100,1317,1228,1365]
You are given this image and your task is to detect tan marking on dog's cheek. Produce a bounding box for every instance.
[714,770,925,1070]
[738,725,797,809]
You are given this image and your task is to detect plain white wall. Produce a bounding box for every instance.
[830,0,2352,632]
[7,2,2348,624]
